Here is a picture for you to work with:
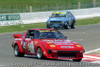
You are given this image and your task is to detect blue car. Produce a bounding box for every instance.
[47,11,75,29]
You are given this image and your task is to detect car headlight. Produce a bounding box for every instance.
[48,50,52,53]
[76,45,81,48]
[48,21,50,24]
[48,50,57,53]
[65,22,68,25]
[62,21,64,24]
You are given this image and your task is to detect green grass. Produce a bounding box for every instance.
[0,0,100,13]
[0,17,100,33]
[76,17,100,26]
[0,23,46,33]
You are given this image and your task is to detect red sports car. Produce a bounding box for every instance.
[12,29,85,62]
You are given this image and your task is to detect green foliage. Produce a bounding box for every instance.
[0,0,100,13]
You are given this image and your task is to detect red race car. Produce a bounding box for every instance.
[12,29,85,62]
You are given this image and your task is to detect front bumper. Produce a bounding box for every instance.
[45,50,83,59]
[48,24,64,29]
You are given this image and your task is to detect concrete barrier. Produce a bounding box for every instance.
[20,7,100,24]
[0,7,100,26]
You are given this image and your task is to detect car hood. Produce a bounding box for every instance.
[40,39,84,51]
[48,17,68,21]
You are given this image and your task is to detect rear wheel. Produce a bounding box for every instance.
[37,47,45,59]
[14,45,24,57]
[73,59,82,62]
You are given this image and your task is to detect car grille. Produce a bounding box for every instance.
[58,51,80,53]
[58,53,76,57]
[50,21,62,24]
[57,51,78,58]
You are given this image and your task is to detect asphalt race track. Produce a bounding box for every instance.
[0,24,100,67]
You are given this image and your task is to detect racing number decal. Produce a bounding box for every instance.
[23,42,27,49]
[28,41,35,53]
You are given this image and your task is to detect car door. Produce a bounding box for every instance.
[23,30,35,54]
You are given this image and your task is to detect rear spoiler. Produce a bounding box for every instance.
[13,34,22,38]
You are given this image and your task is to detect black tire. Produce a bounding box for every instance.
[14,45,24,57]
[47,25,50,28]
[37,47,45,59]
[73,59,82,62]
[64,25,69,29]
[71,22,75,29]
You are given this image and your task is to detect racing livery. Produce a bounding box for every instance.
[47,11,75,29]
[12,29,84,62]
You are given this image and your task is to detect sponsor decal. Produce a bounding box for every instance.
[0,14,23,26]
[23,42,27,49]
[39,30,56,32]
[43,40,53,42]
[50,45,56,47]
[28,41,35,53]
[0,20,23,26]
[58,56,75,59]
[35,41,38,44]
[0,14,20,21]
[60,46,74,48]
[47,42,53,44]
[27,46,30,52]
[53,12,66,14]
[54,40,63,42]
[53,40,73,45]
[44,40,74,45]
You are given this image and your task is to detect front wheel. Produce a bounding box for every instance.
[73,59,82,62]
[47,25,50,28]
[71,22,75,29]
[64,24,69,29]
[37,47,45,59]
[14,45,24,57]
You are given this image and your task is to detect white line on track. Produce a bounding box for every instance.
[83,55,100,59]
[83,48,100,64]
[84,48,100,54]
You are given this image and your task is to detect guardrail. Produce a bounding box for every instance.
[0,7,100,26]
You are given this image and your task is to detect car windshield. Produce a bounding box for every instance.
[51,14,66,17]
[35,30,67,39]
[67,12,73,17]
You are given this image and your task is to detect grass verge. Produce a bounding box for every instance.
[0,17,100,33]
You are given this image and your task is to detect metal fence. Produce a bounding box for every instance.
[0,0,100,13]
